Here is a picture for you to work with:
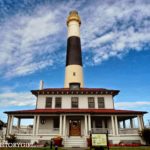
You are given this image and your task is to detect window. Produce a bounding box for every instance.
[71,97,78,108]
[53,117,59,128]
[55,97,62,108]
[70,83,80,90]
[88,97,95,108]
[98,97,105,108]
[45,97,52,108]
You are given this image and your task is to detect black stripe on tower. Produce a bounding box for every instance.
[66,36,82,66]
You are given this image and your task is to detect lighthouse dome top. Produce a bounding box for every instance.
[67,10,81,25]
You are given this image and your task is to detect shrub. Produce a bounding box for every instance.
[140,128,150,145]
[6,134,17,143]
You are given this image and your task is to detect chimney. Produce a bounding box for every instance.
[39,80,44,90]
[64,10,84,88]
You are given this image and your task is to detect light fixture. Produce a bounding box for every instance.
[41,118,46,124]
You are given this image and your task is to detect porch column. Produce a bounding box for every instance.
[130,118,134,128]
[63,115,66,136]
[33,115,37,135]
[36,115,40,135]
[137,115,143,130]
[84,115,88,136]
[9,115,14,134]
[139,115,144,129]
[88,114,91,132]
[123,120,126,128]
[118,121,120,129]
[59,115,63,135]
[141,115,144,129]
[111,115,115,135]
[17,118,21,128]
[7,115,11,136]
[114,115,118,135]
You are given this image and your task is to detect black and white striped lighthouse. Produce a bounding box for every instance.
[64,11,84,88]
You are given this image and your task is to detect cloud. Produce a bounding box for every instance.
[0,3,66,78]
[81,0,150,64]
[115,101,150,109]
[0,0,150,78]
[115,101,150,122]
[0,92,36,107]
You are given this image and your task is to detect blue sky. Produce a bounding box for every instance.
[0,0,150,125]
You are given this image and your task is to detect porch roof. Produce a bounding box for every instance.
[4,108,147,115]
[31,88,119,96]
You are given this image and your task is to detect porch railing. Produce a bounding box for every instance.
[12,127,33,134]
[118,128,139,134]
[91,128,112,134]
[38,128,59,134]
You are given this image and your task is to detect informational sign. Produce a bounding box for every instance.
[91,134,107,146]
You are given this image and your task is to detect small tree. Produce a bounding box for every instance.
[140,128,150,145]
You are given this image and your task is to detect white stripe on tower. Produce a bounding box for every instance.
[64,11,84,88]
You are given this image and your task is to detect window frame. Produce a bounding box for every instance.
[45,97,52,108]
[55,97,62,108]
[97,97,105,108]
[88,97,95,108]
[71,97,79,108]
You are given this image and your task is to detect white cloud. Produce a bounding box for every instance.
[0,92,36,107]
[0,1,150,78]
[115,101,150,109]
[81,1,150,64]
[0,5,66,78]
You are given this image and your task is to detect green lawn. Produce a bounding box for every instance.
[0,147,150,150]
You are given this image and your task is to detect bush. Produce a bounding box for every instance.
[6,134,17,143]
[140,128,150,145]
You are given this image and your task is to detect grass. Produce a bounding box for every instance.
[0,147,150,150]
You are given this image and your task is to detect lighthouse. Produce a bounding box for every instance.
[64,10,84,88]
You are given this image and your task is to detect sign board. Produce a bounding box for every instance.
[91,134,107,146]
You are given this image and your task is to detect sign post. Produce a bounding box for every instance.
[91,130,109,150]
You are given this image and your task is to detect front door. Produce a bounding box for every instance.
[69,120,81,136]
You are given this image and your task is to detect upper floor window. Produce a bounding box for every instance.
[55,97,62,108]
[98,97,105,108]
[71,97,78,108]
[45,97,52,108]
[88,97,95,108]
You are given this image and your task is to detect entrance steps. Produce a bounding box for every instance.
[64,136,86,147]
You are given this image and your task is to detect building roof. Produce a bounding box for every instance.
[4,108,147,115]
[31,88,120,96]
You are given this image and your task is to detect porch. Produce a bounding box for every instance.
[7,113,144,137]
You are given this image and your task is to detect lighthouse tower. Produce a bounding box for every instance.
[64,11,84,88]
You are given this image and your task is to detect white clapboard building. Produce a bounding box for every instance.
[5,11,147,147]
